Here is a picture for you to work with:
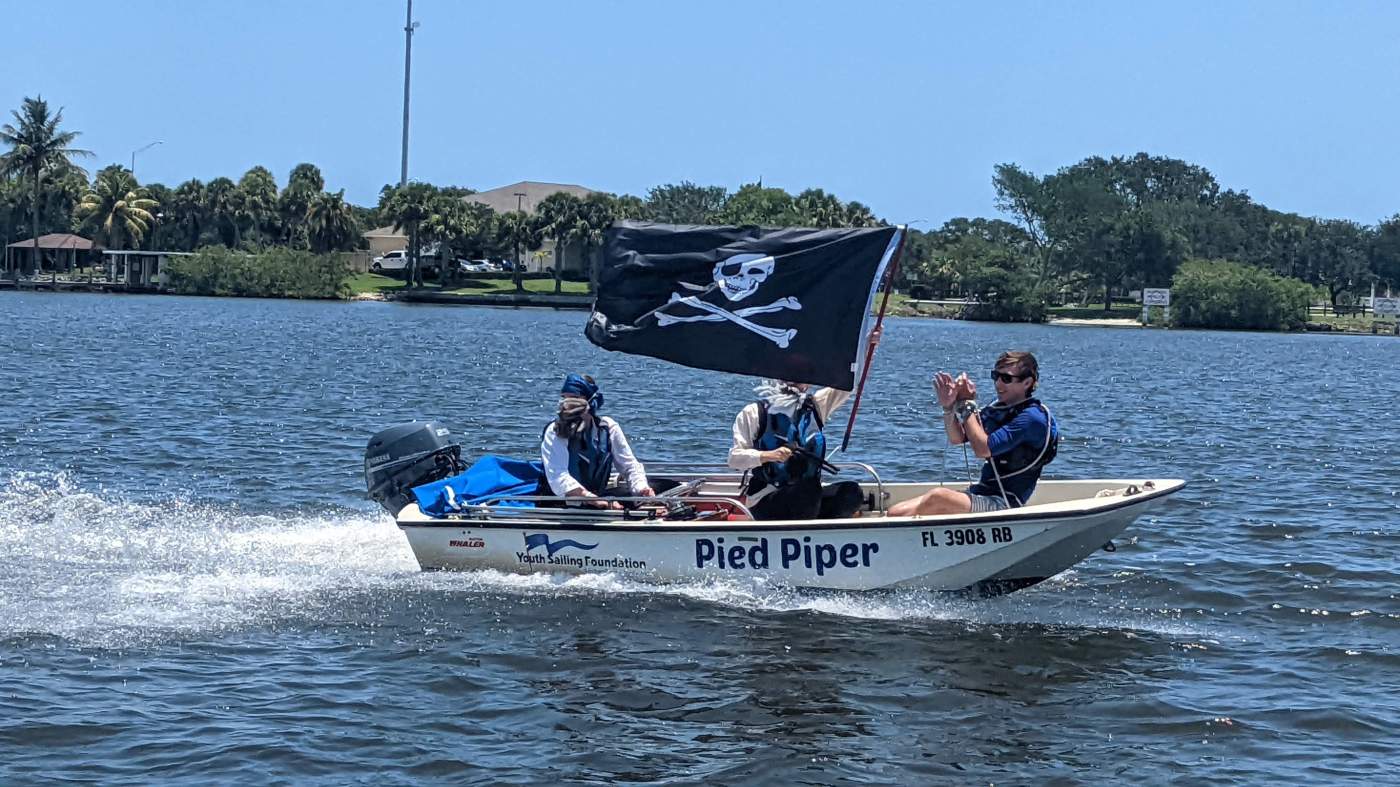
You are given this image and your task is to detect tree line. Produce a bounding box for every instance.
[5,94,1399,313]
[375,180,881,292]
[0,98,362,260]
[899,154,1400,318]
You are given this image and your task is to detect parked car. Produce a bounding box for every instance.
[371,250,440,278]
[456,259,494,274]
[371,250,408,273]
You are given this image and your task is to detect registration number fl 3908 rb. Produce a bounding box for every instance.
[921,526,1014,548]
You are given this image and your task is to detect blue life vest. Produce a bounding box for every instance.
[968,398,1058,506]
[748,396,826,492]
[542,419,614,496]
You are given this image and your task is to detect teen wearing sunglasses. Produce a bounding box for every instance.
[887,351,1058,516]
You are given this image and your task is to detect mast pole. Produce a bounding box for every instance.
[840,226,906,452]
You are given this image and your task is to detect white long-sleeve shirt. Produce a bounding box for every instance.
[728,387,851,471]
[541,416,650,496]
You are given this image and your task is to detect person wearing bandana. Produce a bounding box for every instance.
[539,374,654,509]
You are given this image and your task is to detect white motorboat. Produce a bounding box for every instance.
[395,478,1181,594]
[363,426,1183,595]
[364,222,1186,594]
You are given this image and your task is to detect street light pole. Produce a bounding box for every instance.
[400,0,418,187]
[130,140,163,178]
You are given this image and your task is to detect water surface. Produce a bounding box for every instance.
[2,292,1396,784]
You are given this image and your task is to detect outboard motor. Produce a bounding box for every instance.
[364,421,467,516]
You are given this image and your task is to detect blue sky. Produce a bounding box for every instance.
[6,1,1399,226]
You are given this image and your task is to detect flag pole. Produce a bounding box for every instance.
[840,226,906,452]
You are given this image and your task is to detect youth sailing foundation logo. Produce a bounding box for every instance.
[523,533,597,557]
[516,533,647,571]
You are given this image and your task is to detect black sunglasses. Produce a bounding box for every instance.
[991,370,1029,384]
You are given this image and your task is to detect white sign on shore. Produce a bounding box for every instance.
[1143,288,1171,307]
[1374,297,1400,316]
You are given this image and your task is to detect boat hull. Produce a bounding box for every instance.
[394,479,1183,593]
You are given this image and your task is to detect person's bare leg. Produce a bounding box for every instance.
[888,487,973,517]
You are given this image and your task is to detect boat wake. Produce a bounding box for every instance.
[407,565,1203,638]
[0,471,1200,648]
[0,470,417,647]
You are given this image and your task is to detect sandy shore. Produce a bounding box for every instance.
[1047,317,1142,327]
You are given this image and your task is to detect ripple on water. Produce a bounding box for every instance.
[1,296,1399,783]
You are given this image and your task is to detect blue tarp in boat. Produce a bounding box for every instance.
[412,455,544,517]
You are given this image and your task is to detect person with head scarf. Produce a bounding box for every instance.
[726,328,881,520]
[539,374,653,509]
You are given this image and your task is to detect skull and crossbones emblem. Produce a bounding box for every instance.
[655,253,802,347]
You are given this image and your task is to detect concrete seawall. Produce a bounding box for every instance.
[394,290,593,309]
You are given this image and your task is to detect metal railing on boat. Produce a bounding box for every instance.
[443,492,755,523]
[646,460,889,516]
[432,462,891,523]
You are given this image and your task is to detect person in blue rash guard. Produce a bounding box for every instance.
[538,374,654,509]
[888,351,1058,516]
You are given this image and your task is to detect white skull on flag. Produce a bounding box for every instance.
[712,253,775,302]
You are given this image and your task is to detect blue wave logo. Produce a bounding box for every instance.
[524,533,598,556]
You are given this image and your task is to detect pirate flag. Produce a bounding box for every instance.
[586,222,903,389]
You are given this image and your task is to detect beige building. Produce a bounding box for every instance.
[361,181,603,274]
[363,225,409,257]
[464,180,595,215]
[466,181,598,274]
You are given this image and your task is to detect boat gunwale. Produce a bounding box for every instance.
[396,479,1186,533]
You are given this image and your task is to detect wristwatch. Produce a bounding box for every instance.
[953,400,979,423]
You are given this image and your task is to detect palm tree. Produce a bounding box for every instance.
[382,182,437,287]
[170,179,207,251]
[204,177,240,247]
[496,210,544,293]
[843,200,879,228]
[236,166,278,247]
[306,189,359,253]
[536,192,581,294]
[286,162,324,193]
[423,197,497,288]
[795,188,845,228]
[75,165,158,251]
[0,96,91,276]
[577,193,620,293]
[280,163,324,246]
[141,182,174,250]
[612,194,646,221]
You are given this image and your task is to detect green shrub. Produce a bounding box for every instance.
[165,247,350,299]
[1170,259,1315,330]
[961,293,1046,323]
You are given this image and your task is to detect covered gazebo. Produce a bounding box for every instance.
[4,233,95,278]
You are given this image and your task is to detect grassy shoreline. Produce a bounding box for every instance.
[345,273,589,297]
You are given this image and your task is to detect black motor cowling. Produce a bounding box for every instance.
[365,421,466,515]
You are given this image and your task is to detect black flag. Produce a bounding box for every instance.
[586,222,903,389]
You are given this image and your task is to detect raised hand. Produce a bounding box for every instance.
[954,372,977,402]
[933,371,957,409]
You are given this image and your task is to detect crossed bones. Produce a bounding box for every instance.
[656,293,801,347]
